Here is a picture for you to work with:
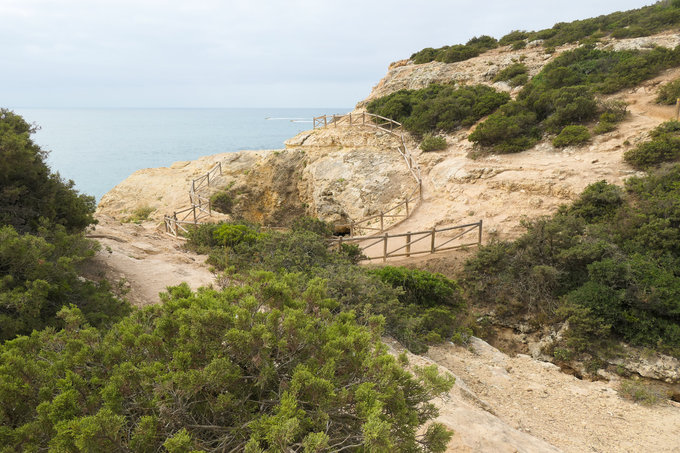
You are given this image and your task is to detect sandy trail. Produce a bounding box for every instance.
[84,215,215,306]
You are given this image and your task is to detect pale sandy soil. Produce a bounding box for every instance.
[418,338,680,453]
[84,215,215,306]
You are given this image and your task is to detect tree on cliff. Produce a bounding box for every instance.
[0,108,95,234]
[0,109,129,341]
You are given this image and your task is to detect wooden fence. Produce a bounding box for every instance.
[313,112,422,236]
[163,162,223,237]
[332,220,482,262]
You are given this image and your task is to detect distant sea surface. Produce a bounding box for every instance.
[16,108,348,201]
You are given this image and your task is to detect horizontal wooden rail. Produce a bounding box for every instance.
[332,220,482,262]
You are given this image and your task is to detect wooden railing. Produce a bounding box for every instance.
[332,221,482,262]
[313,112,422,236]
[163,162,222,238]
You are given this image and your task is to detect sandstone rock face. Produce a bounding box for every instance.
[97,126,417,229]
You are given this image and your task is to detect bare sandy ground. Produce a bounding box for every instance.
[84,215,215,306]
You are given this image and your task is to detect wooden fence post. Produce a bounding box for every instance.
[406,232,411,258]
[338,235,343,252]
[419,180,423,200]
[676,98,680,120]
[348,113,352,126]
[383,233,388,263]
[430,227,436,254]
[405,198,409,217]
[478,219,483,245]
[350,221,355,237]
[380,212,384,232]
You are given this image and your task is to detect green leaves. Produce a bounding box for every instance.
[0,274,454,451]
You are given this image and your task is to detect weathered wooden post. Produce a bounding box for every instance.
[478,219,483,245]
[350,221,355,237]
[338,235,343,252]
[406,232,411,258]
[430,227,436,254]
[676,98,680,120]
[405,198,409,217]
[419,180,423,200]
[348,113,352,126]
[383,233,388,263]
[380,212,384,232]
[362,113,365,125]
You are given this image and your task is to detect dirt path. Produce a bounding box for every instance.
[422,339,680,452]
[84,215,215,306]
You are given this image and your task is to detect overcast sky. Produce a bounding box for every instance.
[1,0,657,108]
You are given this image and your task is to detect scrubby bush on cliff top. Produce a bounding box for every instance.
[0,109,95,233]
[0,278,455,452]
[0,110,129,341]
[366,83,510,136]
[464,167,680,357]
[625,120,680,169]
[409,2,680,65]
[469,45,674,153]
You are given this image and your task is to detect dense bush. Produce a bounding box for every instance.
[469,45,674,153]
[0,109,95,234]
[0,110,129,341]
[210,190,233,214]
[657,78,680,105]
[410,35,498,65]
[464,167,680,356]
[624,120,680,169]
[0,278,455,451]
[552,125,590,147]
[420,134,447,151]
[187,219,470,353]
[367,84,510,136]
[409,3,680,67]
[493,63,529,87]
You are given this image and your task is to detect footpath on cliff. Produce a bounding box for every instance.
[90,32,680,452]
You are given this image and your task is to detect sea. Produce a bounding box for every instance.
[15,108,349,201]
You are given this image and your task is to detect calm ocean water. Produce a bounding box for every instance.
[16,108,348,201]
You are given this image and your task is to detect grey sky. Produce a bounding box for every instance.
[1,0,656,108]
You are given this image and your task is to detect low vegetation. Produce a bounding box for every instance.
[624,120,680,169]
[464,167,680,358]
[410,35,498,65]
[209,190,234,214]
[656,77,680,104]
[366,83,510,136]
[409,2,680,66]
[493,63,529,87]
[0,110,130,341]
[552,125,590,147]
[185,219,472,354]
[469,45,669,153]
[420,134,447,151]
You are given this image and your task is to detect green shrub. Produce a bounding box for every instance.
[410,35,498,65]
[498,30,529,46]
[0,225,130,340]
[624,120,680,168]
[213,223,262,247]
[420,134,447,151]
[464,167,680,357]
[210,190,233,214]
[552,125,591,147]
[367,84,510,135]
[291,216,333,237]
[371,266,465,309]
[657,78,680,105]
[470,45,673,153]
[493,63,529,86]
[0,109,95,234]
[0,278,455,452]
